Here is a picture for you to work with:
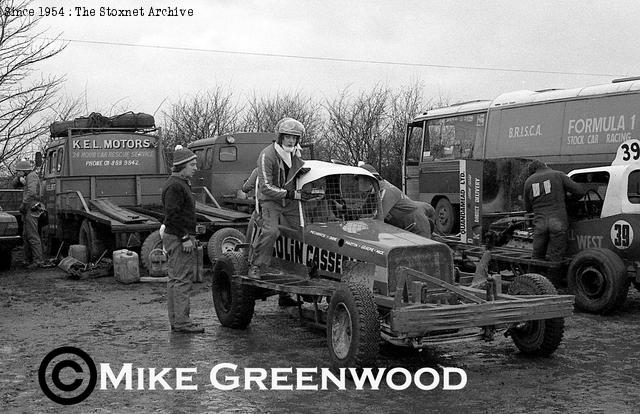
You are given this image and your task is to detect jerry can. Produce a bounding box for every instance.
[193,244,204,283]
[69,244,88,263]
[148,248,168,277]
[113,249,140,284]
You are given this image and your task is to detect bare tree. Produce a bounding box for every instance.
[240,90,324,150]
[0,0,65,172]
[384,80,426,185]
[162,86,240,150]
[322,85,389,166]
[26,93,89,155]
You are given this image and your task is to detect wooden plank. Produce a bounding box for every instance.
[390,296,574,336]
[195,201,251,221]
[90,198,149,224]
[237,270,339,296]
[238,275,337,296]
[400,267,486,304]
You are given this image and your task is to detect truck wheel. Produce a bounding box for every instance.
[567,248,629,314]
[434,198,455,235]
[211,251,255,329]
[0,249,12,271]
[507,273,565,356]
[141,231,166,276]
[78,220,107,262]
[327,280,380,369]
[207,228,246,265]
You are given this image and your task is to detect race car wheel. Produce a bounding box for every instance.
[507,273,565,356]
[567,248,628,315]
[434,198,455,235]
[211,251,255,329]
[208,228,246,265]
[78,220,107,262]
[141,231,167,277]
[327,280,379,369]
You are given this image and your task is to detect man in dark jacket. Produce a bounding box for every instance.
[13,159,44,268]
[360,164,433,239]
[249,118,310,286]
[162,145,203,333]
[523,161,585,262]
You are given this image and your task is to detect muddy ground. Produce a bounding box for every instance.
[1,258,640,414]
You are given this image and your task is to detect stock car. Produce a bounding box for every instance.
[211,160,574,368]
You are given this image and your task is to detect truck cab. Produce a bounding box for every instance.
[41,127,168,259]
[189,132,274,211]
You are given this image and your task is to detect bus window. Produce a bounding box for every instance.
[219,146,237,162]
[628,170,640,204]
[47,150,55,174]
[205,148,213,169]
[56,148,64,172]
[405,124,423,165]
[426,114,484,160]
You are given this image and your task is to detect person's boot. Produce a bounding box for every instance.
[173,323,204,334]
[278,294,298,307]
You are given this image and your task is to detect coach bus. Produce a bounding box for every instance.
[403,77,640,237]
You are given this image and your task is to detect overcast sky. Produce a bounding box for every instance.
[30,0,640,116]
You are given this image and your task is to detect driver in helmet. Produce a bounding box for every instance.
[13,159,45,269]
[249,118,312,301]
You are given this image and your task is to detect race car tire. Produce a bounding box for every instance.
[434,198,455,235]
[141,230,167,276]
[78,220,107,262]
[507,273,565,356]
[327,279,379,369]
[567,248,629,315]
[212,251,255,329]
[208,228,246,265]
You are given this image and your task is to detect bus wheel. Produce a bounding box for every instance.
[567,248,629,315]
[434,198,455,235]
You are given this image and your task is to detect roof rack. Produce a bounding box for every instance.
[612,76,640,83]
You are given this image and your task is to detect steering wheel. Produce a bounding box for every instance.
[327,196,347,219]
[583,189,603,218]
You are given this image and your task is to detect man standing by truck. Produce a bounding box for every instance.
[523,160,585,262]
[13,159,44,269]
[162,145,204,334]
